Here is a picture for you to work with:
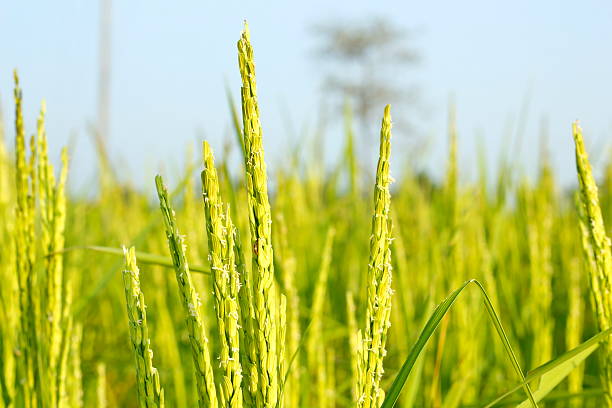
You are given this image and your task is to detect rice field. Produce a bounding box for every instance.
[2,23,612,407]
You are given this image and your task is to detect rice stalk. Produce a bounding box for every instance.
[201,141,243,408]
[443,106,481,404]
[572,121,612,406]
[274,214,301,408]
[155,175,218,408]
[150,260,188,407]
[306,227,335,407]
[122,247,165,408]
[325,347,335,406]
[56,314,72,408]
[566,256,585,408]
[96,363,107,408]
[346,291,359,404]
[233,228,259,408]
[66,324,84,408]
[0,99,17,407]
[277,293,287,396]
[13,70,39,408]
[37,101,70,408]
[237,22,282,407]
[527,162,555,367]
[357,105,393,408]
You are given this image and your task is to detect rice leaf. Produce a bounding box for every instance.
[380,279,537,408]
[483,327,612,408]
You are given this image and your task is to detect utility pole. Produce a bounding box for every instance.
[97,0,113,186]
[97,0,112,151]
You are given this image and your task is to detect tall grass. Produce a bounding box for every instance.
[237,23,284,408]
[2,23,612,408]
[121,247,164,408]
[202,141,243,408]
[155,175,218,408]
[356,105,394,408]
[573,121,612,406]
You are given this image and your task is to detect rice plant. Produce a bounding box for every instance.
[3,22,612,408]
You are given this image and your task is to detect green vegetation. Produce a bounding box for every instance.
[2,23,612,408]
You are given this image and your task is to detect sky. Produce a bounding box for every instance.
[2,1,612,192]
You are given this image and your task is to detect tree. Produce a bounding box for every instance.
[312,16,420,137]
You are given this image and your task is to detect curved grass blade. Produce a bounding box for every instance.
[478,389,604,407]
[50,245,210,274]
[402,351,425,408]
[482,327,612,408]
[380,279,537,408]
[72,164,199,314]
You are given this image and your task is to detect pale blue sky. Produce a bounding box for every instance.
[2,1,612,191]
